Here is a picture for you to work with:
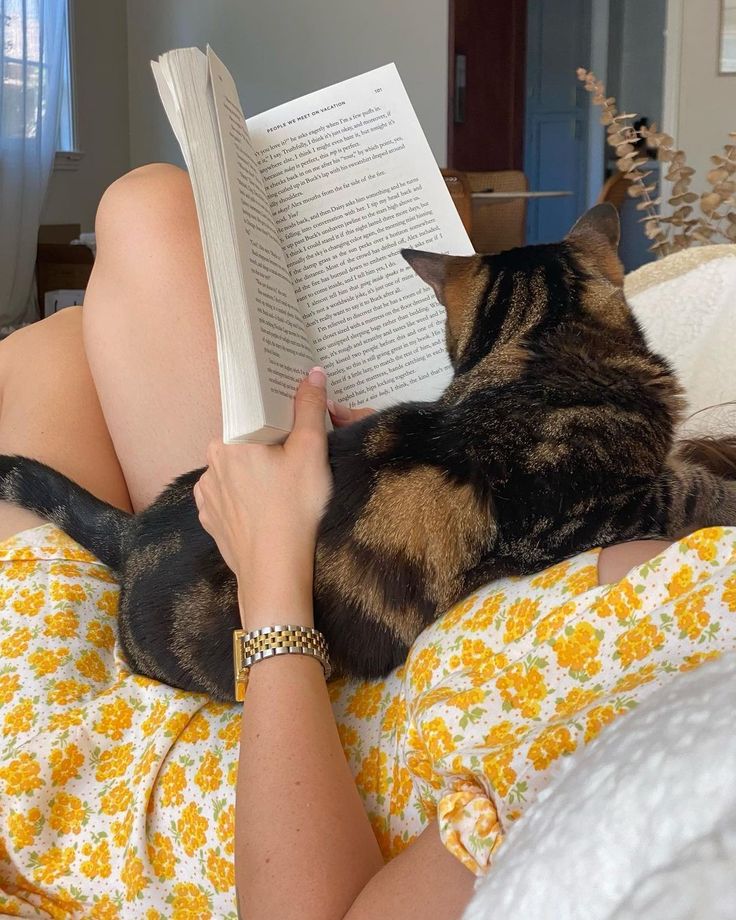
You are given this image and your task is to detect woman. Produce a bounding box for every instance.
[0,164,718,920]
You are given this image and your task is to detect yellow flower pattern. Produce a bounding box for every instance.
[527,724,577,770]
[673,585,714,640]
[615,615,666,668]
[501,597,541,643]
[1,521,736,916]
[553,620,603,678]
[331,524,736,876]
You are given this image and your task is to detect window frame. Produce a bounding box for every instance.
[54,0,82,169]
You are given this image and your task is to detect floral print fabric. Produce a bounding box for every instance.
[1,525,736,918]
[0,527,239,919]
[329,525,736,874]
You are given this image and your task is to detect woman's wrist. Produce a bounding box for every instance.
[232,536,315,583]
[237,574,314,631]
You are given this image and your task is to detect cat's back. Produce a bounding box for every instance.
[518,308,680,416]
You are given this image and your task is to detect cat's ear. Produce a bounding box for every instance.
[568,203,621,247]
[401,250,455,305]
[566,204,624,286]
[401,250,485,338]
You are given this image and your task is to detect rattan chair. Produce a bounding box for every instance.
[465,170,528,253]
[440,168,473,235]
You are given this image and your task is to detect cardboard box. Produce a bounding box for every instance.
[36,225,94,318]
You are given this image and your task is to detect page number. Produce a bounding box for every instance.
[374,87,383,94]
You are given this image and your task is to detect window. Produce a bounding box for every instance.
[57,0,74,151]
[720,0,736,74]
[2,0,76,152]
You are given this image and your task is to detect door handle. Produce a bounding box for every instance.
[454,53,466,124]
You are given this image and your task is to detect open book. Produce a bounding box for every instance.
[152,46,473,443]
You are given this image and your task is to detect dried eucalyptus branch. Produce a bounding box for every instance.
[699,134,736,243]
[576,67,736,256]
[577,67,672,256]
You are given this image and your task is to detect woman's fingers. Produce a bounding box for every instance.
[327,399,376,428]
[291,367,328,437]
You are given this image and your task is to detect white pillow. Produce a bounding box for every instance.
[625,248,736,439]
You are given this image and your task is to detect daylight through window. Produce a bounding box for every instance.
[1,0,74,150]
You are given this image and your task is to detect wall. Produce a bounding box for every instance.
[586,0,610,206]
[608,0,666,126]
[41,0,130,232]
[620,0,666,125]
[39,2,731,236]
[126,0,449,169]
[673,0,736,187]
[607,0,624,107]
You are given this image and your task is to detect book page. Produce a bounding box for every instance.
[247,65,473,409]
[206,48,317,431]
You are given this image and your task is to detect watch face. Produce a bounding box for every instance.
[233,629,248,701]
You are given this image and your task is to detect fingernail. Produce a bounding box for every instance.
[327,398,351,420]
[308,366,326,387]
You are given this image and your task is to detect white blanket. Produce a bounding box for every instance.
[627,249,736,439]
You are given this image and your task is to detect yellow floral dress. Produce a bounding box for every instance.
[1,524,736,917]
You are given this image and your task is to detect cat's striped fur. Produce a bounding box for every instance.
[3,204,736,701]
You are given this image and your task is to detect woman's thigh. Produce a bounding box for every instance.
[82,163,221,512]
[0,307,132,542]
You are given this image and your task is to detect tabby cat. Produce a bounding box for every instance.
[2,204,735,701]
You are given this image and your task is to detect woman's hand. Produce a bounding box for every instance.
[193,367,332,628]
[327,398,375,428]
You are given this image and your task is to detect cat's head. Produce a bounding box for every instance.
[402,204,630,376]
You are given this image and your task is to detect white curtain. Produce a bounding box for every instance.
[0,0,66,325]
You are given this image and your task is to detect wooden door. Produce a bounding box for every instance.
[447,0,526,171]
[524,0,591,244]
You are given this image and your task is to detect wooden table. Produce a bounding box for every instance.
[471,190,572,199]
[467,189,573,252]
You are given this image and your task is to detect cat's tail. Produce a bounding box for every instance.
[645,445,736,538]
[674,436,736,480]
[0,455,131,570]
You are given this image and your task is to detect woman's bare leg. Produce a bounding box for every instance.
[82,163,221,511]
[597,539,674,585]
[0,307,132,542]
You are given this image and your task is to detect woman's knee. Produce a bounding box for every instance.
[0,308,86,419]
[84,161,210,344]
[93,163,198,266]
[0,307,83,382]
